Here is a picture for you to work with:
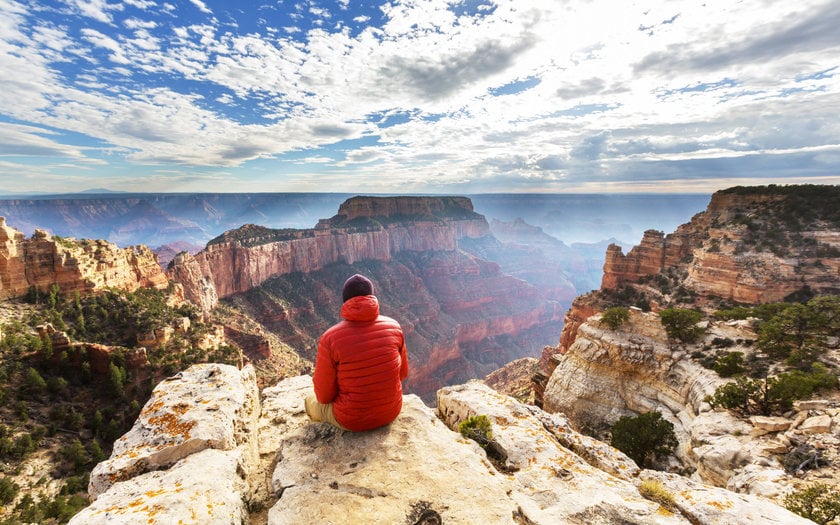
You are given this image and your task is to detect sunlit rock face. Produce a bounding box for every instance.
[0,217,167,300]
[600,188,840,302]
[543,186,840,498]
[71,365,810,525]
[167,196,491,309]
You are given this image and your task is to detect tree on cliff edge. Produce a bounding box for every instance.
[610,412,678,469]
[659,308,705,343]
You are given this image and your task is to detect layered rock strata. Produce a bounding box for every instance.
[601,188,840,302]
[71,365,809,524]
[169,197,563,401]
[167,196,489,311]
[0,217,167,299]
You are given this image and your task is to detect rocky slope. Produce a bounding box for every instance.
[543,308,840,495]
[70,363,809,525]
[541,185,840,498]
[0,217,168,300]
[169,196,565,401]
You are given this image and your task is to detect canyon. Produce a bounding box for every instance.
[0,217,167,300]
[538,185,840,502]
[167,196,567,400]
[2,185,838,524]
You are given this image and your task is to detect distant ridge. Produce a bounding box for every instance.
[0,192,710,249]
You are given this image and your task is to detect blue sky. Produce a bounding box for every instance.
[1,0,839,194]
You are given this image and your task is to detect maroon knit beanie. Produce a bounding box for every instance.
[342,274,374,302]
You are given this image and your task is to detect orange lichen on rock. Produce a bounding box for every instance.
[148,411,196,440]
[707,499,733,510]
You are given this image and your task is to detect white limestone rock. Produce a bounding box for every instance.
[726,463,791,499]
[267,392,516,524]
[437,381,684,524]
[69,449,248,525]
[639,470,810,524]
[89,364,259,499]
[749,416,792,435]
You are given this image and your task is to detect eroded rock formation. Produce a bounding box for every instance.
[167,196,490,310]
[541,186,840,497]
[0,217,167,299]
[601,187,840,302]
[71,364,809,524]
[543,309,840,498]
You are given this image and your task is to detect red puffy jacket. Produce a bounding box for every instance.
[313,295,409,431]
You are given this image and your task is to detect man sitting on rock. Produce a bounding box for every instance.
[306,274,409,431]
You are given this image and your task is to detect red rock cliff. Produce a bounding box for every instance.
[168,197,491,311]
[0,217,168,299]
[600,188,840,303]
[560,186,840,357]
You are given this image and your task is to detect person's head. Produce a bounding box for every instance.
[342,274,374,302]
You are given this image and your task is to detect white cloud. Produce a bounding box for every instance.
[0,122,93,160]
[1,0,839,193]
[66,0,122,24]
[124,17,157,30]
[189,0,212,15]
[124,0,157,9]
[81,28,130,64]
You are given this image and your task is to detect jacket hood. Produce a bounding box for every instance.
[340,295,380,322]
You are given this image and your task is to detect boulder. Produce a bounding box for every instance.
[437,382,682,524]
[266,382,516,524]
[89,364,259,499]
[640,470,808,524]
[69,449,248,525]
[750,416,792,435]
[800,414,832,434]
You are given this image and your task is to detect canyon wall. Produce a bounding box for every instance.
[0,217,167,300]
[600,188,840,303]
[543,185,840,495]
[167,196,490,310]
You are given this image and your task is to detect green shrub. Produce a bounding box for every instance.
[459,415,493,448]
[712,306,754,321]
[610,412,677,469]
[23,367,47,396]
[713,352,745,377]
[659,308,705,343]
[601,307,630,330]
[0,476,19,504]
[784,483,840,525]
[706,367,836,416]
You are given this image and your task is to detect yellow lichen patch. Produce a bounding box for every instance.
[656,506,674,516]
[144,488,167,498]
[170,403,191,415]
[108,471,132,484]
[148,411,196,439]
[103,503,130,515]
[146,399,166,413]
[707,499,733,510]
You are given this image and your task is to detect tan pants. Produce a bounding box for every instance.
[305,394,348,430]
